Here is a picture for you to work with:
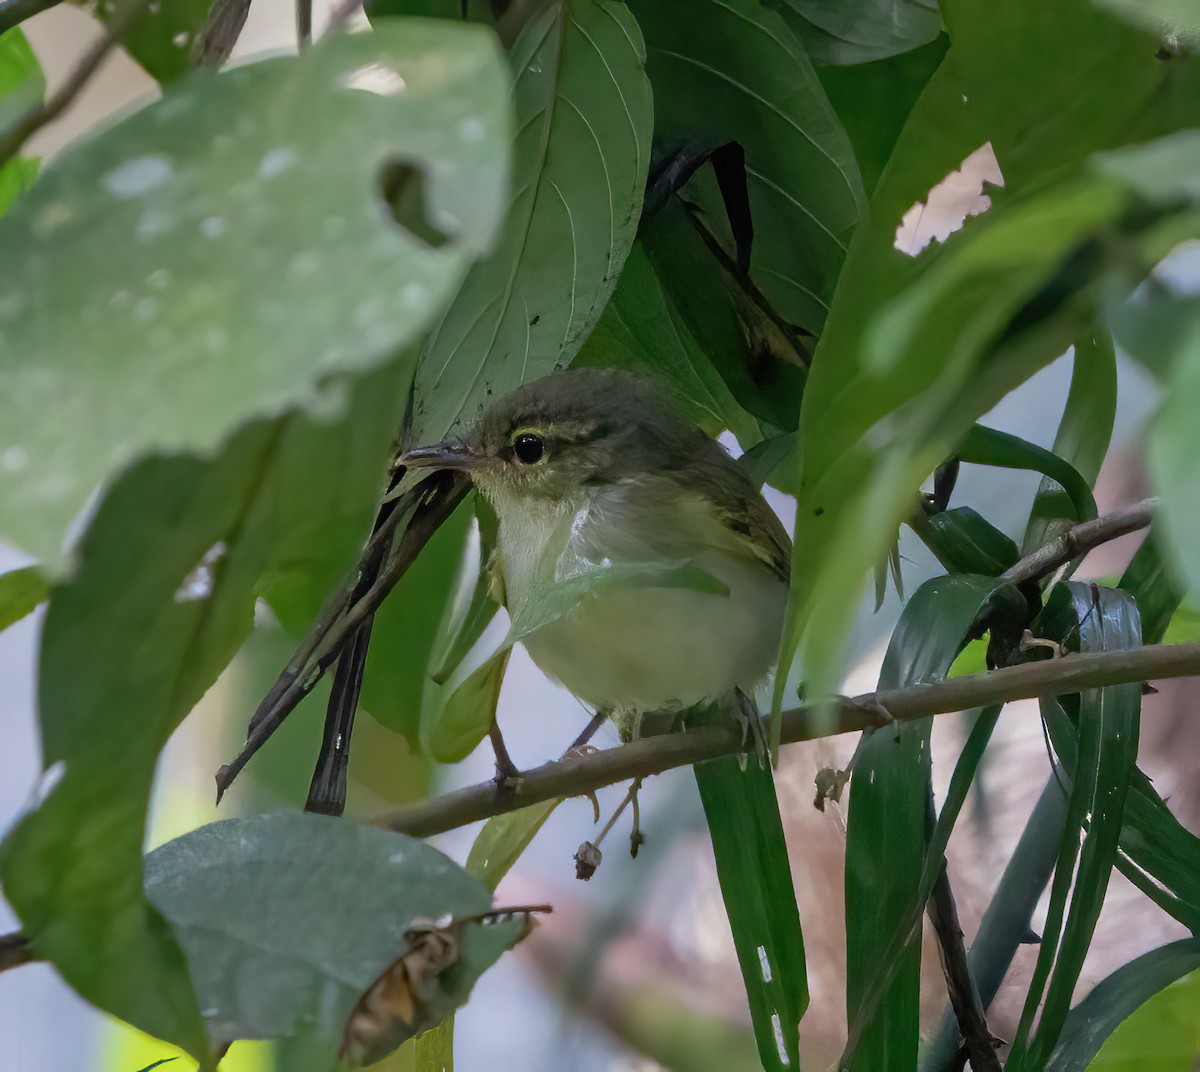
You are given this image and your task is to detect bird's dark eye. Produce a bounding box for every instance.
[512,433,545,465]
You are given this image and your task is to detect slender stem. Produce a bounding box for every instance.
[1002,500,1153,586]
[190,0,253,69]
[296,0,311,47]
[0,0,150,170]
[0,933,34,971]
[373,642,1200,839]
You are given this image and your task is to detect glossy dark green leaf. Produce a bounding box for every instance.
[1118,527,1183,650]
[0,358,412,1057]
[573,241,761,443]
[777,0,1200,717]
[817,37,949,196]
[0,24,510,565]
[409,0,653,445]
[1047,939,1200,1072]
[959,424,1098,525]
[695,755,807,1072]
[844,574,998,1072]
[1023,332,1117,552]
[0,563,46,632]
[87,0,211,82]
[143,812,526,1056]
[634,198,808,432]
[909,506,1020,577]
[631,0,864,336]
[777,0,942,66]
[1009,583,1142,1071]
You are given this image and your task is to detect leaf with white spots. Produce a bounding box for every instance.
[0,22,510,566]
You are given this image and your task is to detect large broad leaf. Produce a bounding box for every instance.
[0,359,413,1056]
[695,755,807,1072]
[407,0,653,444]
[778,6,1200,718]
[630,0,864,336]
[1008,584,1142,1071]
[777,0,943,66]
[1047,940,1200,1072]
[844,574,999,1071]
[143,813,528,1060]
[0,22,510,565]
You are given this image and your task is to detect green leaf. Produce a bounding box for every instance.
[818,37,949,196]
[1048,940,1200,1072]
[959,423,1098,525]
[777,0,1200,719]
[1023,332,1118,552]
[1144,294,1200,594]
[908,506,1020,577]
[1093,0,1200,48]
[844,574,999,1071]
[0,28,43,216]
[0,358,412,1057]
[466,799,562,893]
[408,0,653,445]
[695,755,807,1072]
[0,23,511,565]
[421,649,510,763]
[1009,583,1142,1071]
[777,0,943,66]
[87,0,212,82]
[0,563,46,631]
[573,240,762,443]
[143,812,527,1058]
[630,0,864,335]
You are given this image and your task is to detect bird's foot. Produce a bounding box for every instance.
[734,690,770,768]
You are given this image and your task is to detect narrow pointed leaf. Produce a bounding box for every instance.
[695,756,807,1072]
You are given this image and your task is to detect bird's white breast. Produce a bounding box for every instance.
[490,487,786,721]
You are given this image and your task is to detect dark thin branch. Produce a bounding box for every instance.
[925,786,1001,1072]
[0,0,60,35]
[190,0,253,69]
[1002,500,1154,586]
[0,0,150,170]
[296,0,312,47]
[374,641,1200,839]
[0,933,35,972]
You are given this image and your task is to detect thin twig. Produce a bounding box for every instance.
[0,933,35,972]
[296,0,312,47]
[373,642,1200,839]
[0,0,150,170]
[3,642,1198,978]
[190,0,253,69]
[1002,500,1154,586]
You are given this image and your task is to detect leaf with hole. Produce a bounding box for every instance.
[0,23,510,566]
[142,812,529,1061]
[0,357,413,1057]
[83,0,213,82]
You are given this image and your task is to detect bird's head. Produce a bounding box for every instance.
[400,369,700,506]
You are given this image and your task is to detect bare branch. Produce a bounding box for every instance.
[191,0,253,69]
[374,641,1200,839]
[0,0,151,170]
[0,933,35,973]
[1003,500,1154,586]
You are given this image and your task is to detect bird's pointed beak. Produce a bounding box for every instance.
[397,439,482,472]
